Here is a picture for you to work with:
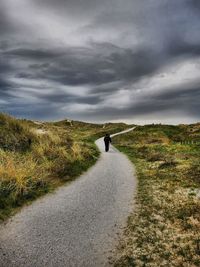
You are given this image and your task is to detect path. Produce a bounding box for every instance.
[0,128,136,267]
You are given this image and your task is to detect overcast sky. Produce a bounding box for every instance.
[0,0,200,124]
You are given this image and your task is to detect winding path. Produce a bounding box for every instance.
[0,128,136,267]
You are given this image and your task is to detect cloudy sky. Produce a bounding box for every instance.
[0,0,200,124]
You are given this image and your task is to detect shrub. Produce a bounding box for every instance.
[0,113,36,152]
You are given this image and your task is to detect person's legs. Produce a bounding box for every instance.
[105,143,109,152]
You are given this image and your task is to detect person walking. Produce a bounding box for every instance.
[104,133,112,152]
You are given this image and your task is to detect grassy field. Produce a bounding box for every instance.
[0,113,129,221]
[112,124,200,267]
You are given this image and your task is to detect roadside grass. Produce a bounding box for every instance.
[112,124,200,267]
[0,113,130,221]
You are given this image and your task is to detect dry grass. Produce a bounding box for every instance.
[0,113,130,221]
[112,124,200,267]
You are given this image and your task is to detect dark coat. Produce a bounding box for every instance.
[104,136,111,152]
[104,136,112,144]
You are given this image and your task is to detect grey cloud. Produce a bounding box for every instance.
[0,78,11,99]
[168,42,200,57]
[33,0,120,16]
[0,60,11,74]
[79,83,200,121]
[189,0,200,10]
[128,84,200,117]
[0,4,14,36]
[1,0,200,123]
[39,93,102,105]
[2,102,61,121]
[3,48,63,60]
[3,44,160,87]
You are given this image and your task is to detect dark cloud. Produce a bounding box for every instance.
[0,78,11,99]
[33,0,115,16]
[0,59,11,74]
[39,93,102,105]
[189,0,200,10]
[2,44,160,87]
[4,48,63,60]
[0,4,14,35]
[167,38,200,57]
[78,83,200,122]
[0,0,200,123]
[128,84,200,117]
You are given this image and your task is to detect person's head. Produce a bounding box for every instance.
[105,133,109,137]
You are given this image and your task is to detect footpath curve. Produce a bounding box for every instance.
[0,128,136,267]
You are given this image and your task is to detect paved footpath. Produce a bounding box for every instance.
[0,128,136,267]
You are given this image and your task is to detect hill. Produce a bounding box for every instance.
[112,124,200,267]
[0,113,130,221]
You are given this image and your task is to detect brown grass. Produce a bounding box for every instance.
[0,113,130,221]
[112,124,200,267]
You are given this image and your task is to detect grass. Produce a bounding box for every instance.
[112,124,200,267]
[0,113,130,221]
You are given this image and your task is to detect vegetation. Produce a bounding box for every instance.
[0,113,129,221]
[112,124,200,267]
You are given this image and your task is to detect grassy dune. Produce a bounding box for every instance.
[0,113,129,221]
[113,124,200,267]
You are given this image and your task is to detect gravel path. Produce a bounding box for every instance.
[0,128,136,267]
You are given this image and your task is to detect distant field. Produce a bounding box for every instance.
[113,124,200,267]
[0,113,130,221]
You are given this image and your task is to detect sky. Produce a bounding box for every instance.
[0,0,200,124]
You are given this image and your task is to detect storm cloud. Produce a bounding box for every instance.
[0,0,200,123]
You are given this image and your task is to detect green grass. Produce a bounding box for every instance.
[0,113,130,221]
[112,124,200,267]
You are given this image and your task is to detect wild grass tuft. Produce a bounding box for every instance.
[112,123,200,267]
[0,113,130,221]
